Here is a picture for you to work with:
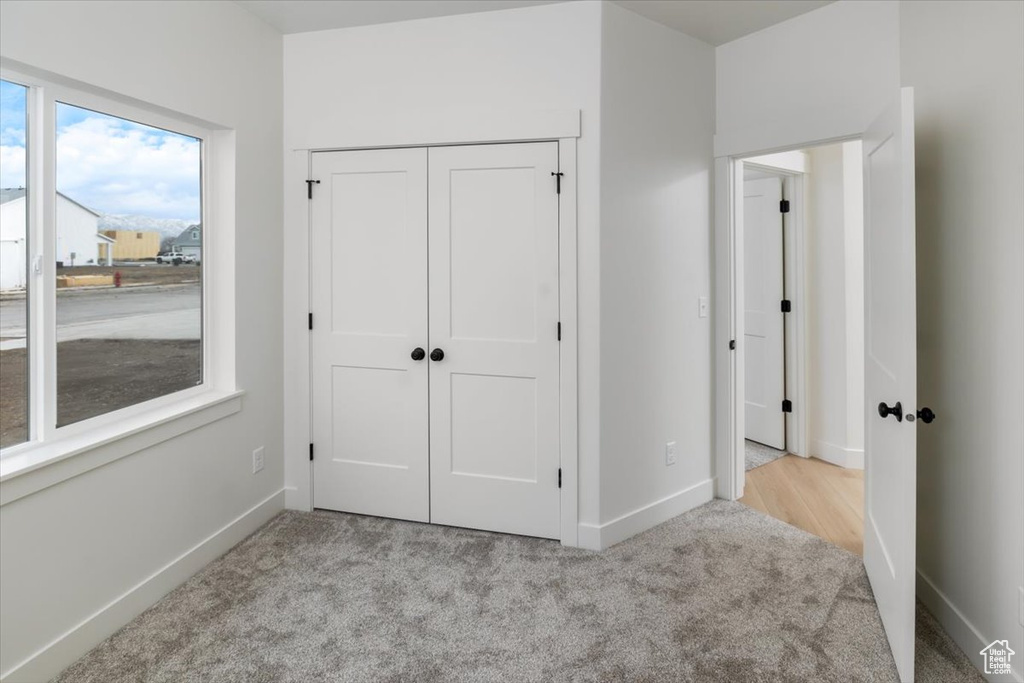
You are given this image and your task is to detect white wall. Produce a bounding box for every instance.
[901,2,1024,678]
[596,3,715,530]
[805,142,864,468]
[282,1,605,524]
[0,1,284,680]
[715,0,900,157]
[841,141,865,461]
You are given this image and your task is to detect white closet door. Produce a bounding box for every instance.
[744,176,786,450]
[427,142,561,539]
[310,148,430,522]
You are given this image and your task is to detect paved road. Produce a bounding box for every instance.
[0,284,200,350]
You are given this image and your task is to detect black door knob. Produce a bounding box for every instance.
[917,407,936,424]
[878,401,903,422]
[411,347,425,361]
[430,348,445,362]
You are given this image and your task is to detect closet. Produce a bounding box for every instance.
[309,142,561,539]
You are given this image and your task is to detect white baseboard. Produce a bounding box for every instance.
[1,489,286,683]
[284,484,310,511]
[576,478,714,551]
[917,569,1023,683]
[811,439,864,470]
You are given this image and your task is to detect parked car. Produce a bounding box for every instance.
[155,252,197,265]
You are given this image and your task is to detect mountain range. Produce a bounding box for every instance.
[98,214,198,239]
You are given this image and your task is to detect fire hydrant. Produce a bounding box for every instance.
[114,271,122,288]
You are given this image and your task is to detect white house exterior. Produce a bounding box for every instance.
[0,189,113,290]
[0,190,29,290]
[54,193,109,267]
[171,224,202,261]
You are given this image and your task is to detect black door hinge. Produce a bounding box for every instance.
[729,339,736,350]
[781,299,792,313]
[551,171,564,194]
[782,399,793,413]
[309,443,314,461]
[558,468,562,488]
[306,179,320,199]
[780,199,790,213]
[308,313,313,330]
[557,322,562,341]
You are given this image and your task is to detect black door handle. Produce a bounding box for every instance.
[915,407,936,424]
[430,348,445,362]
[878,401,903,422]
[411,347,425,361]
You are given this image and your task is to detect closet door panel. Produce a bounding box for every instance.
[428,142,561,539]
[310,148,429,522]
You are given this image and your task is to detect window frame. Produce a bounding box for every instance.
[0,65,239,475]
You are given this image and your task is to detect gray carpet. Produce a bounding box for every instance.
[52,500,982,683]
[746,439,787,471]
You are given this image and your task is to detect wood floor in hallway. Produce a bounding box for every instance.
[739,454,865,556]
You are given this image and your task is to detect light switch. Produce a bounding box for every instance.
[698,296,709,318]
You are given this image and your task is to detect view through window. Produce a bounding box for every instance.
[53,102,203,428]
[0,80,29,448]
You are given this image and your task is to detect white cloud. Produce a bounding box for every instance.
[56,116,201,221]
[0,125,25,148]
[0,143,26,188]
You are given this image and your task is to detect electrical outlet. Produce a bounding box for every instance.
[698,296,709,319]
[252,446,265,474]
[665,441,677,466]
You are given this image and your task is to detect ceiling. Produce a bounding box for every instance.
[613,1,832,46]
[235,0,833,46]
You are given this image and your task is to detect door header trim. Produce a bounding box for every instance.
[290,109,580,152]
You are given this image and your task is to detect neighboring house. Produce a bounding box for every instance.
[0,188,113,290]
[101,230,161,261]
[53,192,110,267]
[0,189,29,290]
[171,224,202,260]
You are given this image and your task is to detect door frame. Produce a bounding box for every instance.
[714,135,856,500]
[284,114,580,546]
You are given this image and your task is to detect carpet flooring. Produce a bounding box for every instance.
[52,500,983,683]
[745,439,788,471]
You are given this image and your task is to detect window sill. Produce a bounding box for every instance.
[0,389,244,506]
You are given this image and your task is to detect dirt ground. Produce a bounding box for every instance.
[0,338,201,448]
[57,265,200,287]
[0,347,28,448]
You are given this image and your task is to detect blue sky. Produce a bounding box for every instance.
[1,79,201,222]
[0,80,27,179]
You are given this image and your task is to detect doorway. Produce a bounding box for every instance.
[309,141,563,540]
[737,142,866,556]
[714,87,921,683]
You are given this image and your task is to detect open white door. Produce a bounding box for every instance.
[862,87,917,682]
[743,176,786,450]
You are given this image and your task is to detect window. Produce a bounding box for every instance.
[0,70,219,458]
[54,102,203,427]
[0,80,29,448]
